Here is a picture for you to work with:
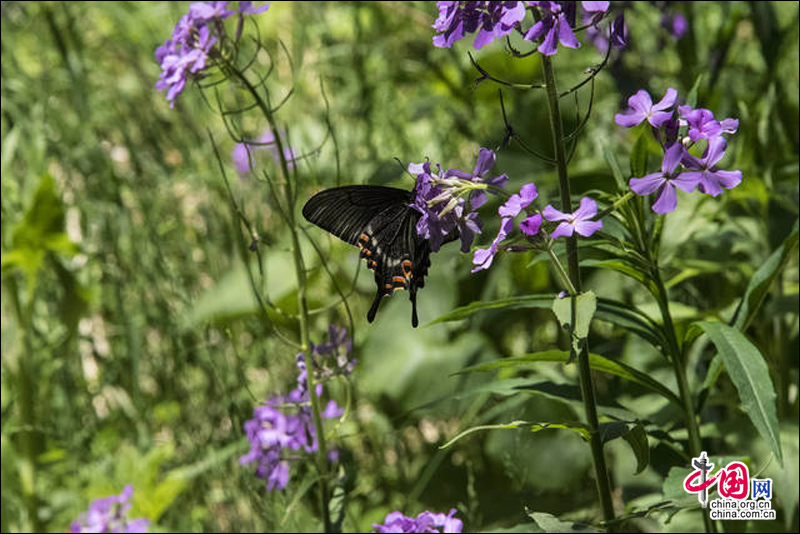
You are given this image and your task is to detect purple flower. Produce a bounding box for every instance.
[661,11,688,40]
[678,106,739,143]
[411,149,507,253]
[585,10,626,52]
[70,486,149,533]
[232,130,296,173]
[581,1,609,13]
[373,509,463,533]
[542,197,603,238]
[432,1,527,50]
[240,333,346,491]
[629,143,699,214]
[472,216,513,272]
[498,182,538,217]
[471,182,540,272]
[680,137,742,197]
[155,1,269,107]
[520,213,543,235]
[311,325,357,379]
[614,88,678,128]
[524,1,581,56]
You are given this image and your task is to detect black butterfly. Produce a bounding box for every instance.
[303,185,450,327]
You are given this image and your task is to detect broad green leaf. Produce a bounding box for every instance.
[526,512,601,533]
[730,219,798,331]
[551,291,596,358]
[630,130,650,179]
[440,420,590,449]
[428,294,554,324]
[455,350,681,407]
[430,294,664,348]
[696,322,783,465]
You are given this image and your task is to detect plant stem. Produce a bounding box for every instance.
[651,267,716,534]
[9,277,41,533]
[232,68,332,532]
[540,54,616,529]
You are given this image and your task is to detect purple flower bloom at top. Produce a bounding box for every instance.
[630,143,699,214]
[542,197,603,238]
[311,325,357,379]
[524,1,581,56]
[155,1,270,107]
[680,136,742,197]
[432,1,527,50]
[615,88,678,128]
[373,508,463,533]
[70,485,149,533]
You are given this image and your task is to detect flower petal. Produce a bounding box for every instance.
[520,213,542,236]
[652,182,677,214]
[630,173,666,195]
[542,204,569,222]
[661,143,684,173]
[573,196,598,220]
[550,221,574,239]
[652,87,678,112]
[574,219,603,236]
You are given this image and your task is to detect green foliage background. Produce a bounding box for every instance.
[1,1,798,532]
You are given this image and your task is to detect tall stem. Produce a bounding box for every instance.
[9,277,41,533]
[652,268,716,533]
[541,54,616,528]
[233,68,332,532]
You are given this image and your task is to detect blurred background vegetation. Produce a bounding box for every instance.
[1,1,798,532]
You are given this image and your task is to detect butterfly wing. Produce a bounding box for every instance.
[303,185,430,327]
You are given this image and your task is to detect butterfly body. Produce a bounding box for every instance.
[302,185,434,327]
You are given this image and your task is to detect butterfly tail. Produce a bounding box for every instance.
[367,289,383,323]
[409,289,419,328]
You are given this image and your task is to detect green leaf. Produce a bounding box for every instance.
[441,420,591,449]
[620,423,649,475]
[455,350,681,407]
[430,294,664,348]
[602,141,627,191]
[730,219,798,331]
[685,75,703,109]
[427,294,554,325]
[696,322,783,465]
[526,512,602,533]
[630,130,650,179]
[551,291,596,358]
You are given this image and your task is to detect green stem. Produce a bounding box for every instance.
[651,268,716,534]
[232,67,332,533]
[9,277,41,533]
[541,54,616,529]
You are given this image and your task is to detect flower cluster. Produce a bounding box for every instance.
[373,509,463,533]
[240,327,351,491]
[232,129,296,174]
[410,148,508,253]
[471,180,603,272]
[615,88,741,214]
[70,485,148,533]
[155,1,270,107]
[432,1,623,55]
